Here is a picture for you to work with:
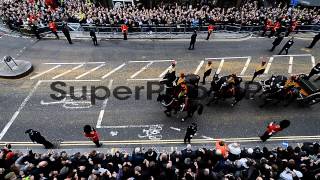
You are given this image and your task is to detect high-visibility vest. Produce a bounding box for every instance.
[121,24,128,33]
[255,64,266,72]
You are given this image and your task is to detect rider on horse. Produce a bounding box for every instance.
[220,74,238,95]
[177,82,189,111]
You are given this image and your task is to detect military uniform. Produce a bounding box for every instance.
[25,129,54,149]
[279,38,294,55]
[184,123,197,143]
[121,24,128,40]
[307,33,320,49]
[307,63,320,81]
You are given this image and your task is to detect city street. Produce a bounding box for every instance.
[0,35,319,148]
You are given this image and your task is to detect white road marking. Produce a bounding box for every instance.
[264,57,273,74]
[44,62,105,64]
[216,59,224,74]
[240,57,251,75]
[129,60,173,63]
[205,56,250,60]
[273,54,311,57]
[288,56,293,74]
[201,136,214,140]
[159,65,174,78]
[99,124,164,129]
[169,127,181,131]
[52,64,84,79]
[41,79,101,82]
[96,80,113,128]
[0,81,42,140]
[127,78,162,81]
[102,63,126,79]
[75,64,105,79]
[311,56,316,67]
[30,65,61,79]
[194,60,204,75]
[130,62,154,79]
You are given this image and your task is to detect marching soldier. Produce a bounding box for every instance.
[260,120,290,142]
[184,123,197,143]
[25,129,54,149]
[268,21,280,38]
[83,125,102,147]
[31,23,41,40]
[270,33,284,52]
[307,63,320,81]
[62,23,72,44]
[251,60,267,82]
[306,33,320,49]
[201,61,213,84]
[49,20,59,39]
[278,37,294,55]
[261,18,272,37]
[90,29,98,46]
[285,19,297,37]
[206,24,215,40]
[188,30,197,50]
[121,24,128,40]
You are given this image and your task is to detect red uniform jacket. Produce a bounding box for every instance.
[49,22,57,32]
[208,25,215,32]
[273,22,281,31]
[290,21,297,31]
[267,122,282,134]
[265,19,273,30]
[121,24,128,33]
[84,130,100,142]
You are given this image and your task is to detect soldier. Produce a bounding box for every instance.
[307,63,320,81]
[206,24,215,40]
[31,23,41,40]
[260,120,290,142]
[188,30,197,50]
[48,20,59,39]
[121,24,128,40]
[285,19,297,37]
[25,129,54,149]
[261,18,272,37]
[83,125,102,147]
[62,23,72,44]
[270,33,284,52]
[184,123,197,144]
[306,33,320,49]
[278,37,294,55]
[201,61,213,84]
[268,21,280,38]
[251,60,267,82]
[90,29,98,46]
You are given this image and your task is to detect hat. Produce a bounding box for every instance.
[186,144,192,150]
[247,148,253,154]
[134,147,141,153]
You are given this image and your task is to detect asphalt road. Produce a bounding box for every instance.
[0,35,319,149]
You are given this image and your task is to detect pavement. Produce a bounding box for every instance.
[0,34,319,151]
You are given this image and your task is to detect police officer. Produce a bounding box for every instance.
[251,60,267,82]
[90,29,98,46]
[307,63,320,81]
[201,61,213,84]
[270,33,284,52]
[184,123,197,144]
[25,129,54,149]
[188,30,197,50]
[278,37,294,55]
[306,33,320,49]
[62,23,72,44]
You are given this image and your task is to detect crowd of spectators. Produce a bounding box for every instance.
[0,141,320,179]
[1,0,320,31]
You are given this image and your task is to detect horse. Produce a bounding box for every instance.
[207,73,246,106]
[157,93,203,122]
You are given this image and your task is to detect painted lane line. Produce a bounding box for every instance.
[102,63,126,79]
[99,124,164,129]
[52,64,84,79]
[216,59,224,74]
[44,62,105,65]
[311,56,316,67]
[41,79,101,82]
[129,60,173,63]
[127,78,162,81]
[0,81,42,140]
[194,60,205,75]
[264,57,273,74]
[273,54,311,57]
[159,65,174,78]
[75,64,105,79]
[205,56,250,60]
[201,136,214,140]
[130,62,154,79]
[96,80,113,128]
[240,57,251,76]
[30,65,61,79]
[288,56,293,74]
[169,127,181,131]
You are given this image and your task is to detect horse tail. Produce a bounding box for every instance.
[197,104,204,115]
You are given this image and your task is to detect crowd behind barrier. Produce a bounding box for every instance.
[1,142,320,179]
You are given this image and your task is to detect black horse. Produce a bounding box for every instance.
[157,93,203,122]
[207,73,246,106]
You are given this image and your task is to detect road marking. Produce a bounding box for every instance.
[216,59,224,74]
[201,136,214,140]
[311,56,315,67]
[30,65,61,79]
[102,63,126,79]
[127,78,162,81]
[52,64,84,79]
[44,62,105,64]
[75,64,105,79]
[0,81,42,140]
[99,124,164,129]
[205,56,250,60]
[129,60,173,63]
[169,127,181,131]
[194,60,204,75]
[264,57,273,74]
[130,62,154,79]
[240,57,251,75]
[159,65,174,78]
[273,54,312,57]
[96,80,113,128]
[41,79,101,82]
[288,56,293,74]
